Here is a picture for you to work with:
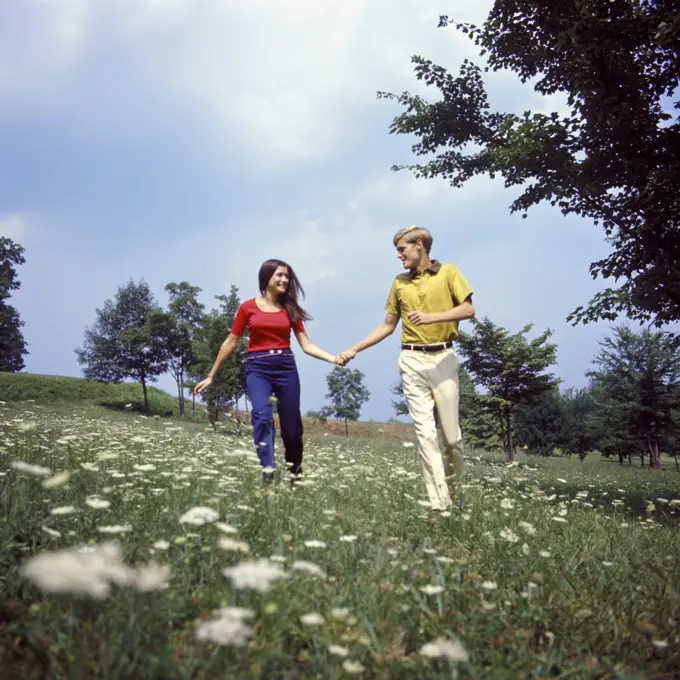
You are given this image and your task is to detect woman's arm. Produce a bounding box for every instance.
[194,333,241,394]
[295,331,338,364]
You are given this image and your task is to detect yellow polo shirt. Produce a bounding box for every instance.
[385,260,473,344]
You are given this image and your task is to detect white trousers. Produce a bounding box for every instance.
[398,347,465,510]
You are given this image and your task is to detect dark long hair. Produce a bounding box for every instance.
[258,259,312,325]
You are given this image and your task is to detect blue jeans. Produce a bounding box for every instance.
[245,350,304,478]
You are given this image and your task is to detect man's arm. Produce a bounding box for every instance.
[407,297,475,326]
[340,313,399,361]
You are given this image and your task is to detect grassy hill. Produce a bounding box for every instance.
[0,371,182,416]
[0,372,415,441]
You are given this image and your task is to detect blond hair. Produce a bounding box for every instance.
[392,225,433,254]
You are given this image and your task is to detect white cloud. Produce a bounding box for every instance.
[0,0,491,169]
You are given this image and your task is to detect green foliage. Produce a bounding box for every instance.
[0,372,183,415]
[458,365,503,450]
[189,285,247,428]
[322,366,371,436]
[0,236,28,371]
[588,326,680,469]
[458,318,559,460]
[389,379,409,417]
[560,387,597,461]
[378,0,680,331]
[151,282,206,417]
[74,280,168,412]
[514,388,564,458]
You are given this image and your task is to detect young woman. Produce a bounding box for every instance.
[194,259,341,481]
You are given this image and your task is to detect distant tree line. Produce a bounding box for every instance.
[391,319,680,469]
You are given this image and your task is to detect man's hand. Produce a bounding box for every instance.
[406,311,436,326]
[337,349,357,365]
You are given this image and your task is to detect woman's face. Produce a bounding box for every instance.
[267,266,289,295]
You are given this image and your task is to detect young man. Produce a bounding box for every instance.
[340,225,475,510]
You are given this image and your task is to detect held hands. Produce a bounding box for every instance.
[193,376,213,395]
[332,349,357,366]
[406,311,436,326]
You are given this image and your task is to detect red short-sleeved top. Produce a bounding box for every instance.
[230,298,305,352]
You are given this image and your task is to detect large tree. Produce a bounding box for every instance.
[190,285,247,430]
[0,236,28,371]
[588,326,680,469]
[323,366,371,437]
[378,0,680,332]
[152,282,205,417]
[457,318,559,460]
[75,280,168,412]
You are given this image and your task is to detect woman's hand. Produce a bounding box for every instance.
[193,376,213,395]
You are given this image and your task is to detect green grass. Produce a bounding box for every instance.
[1,402,679,679]
[0,371,194,418]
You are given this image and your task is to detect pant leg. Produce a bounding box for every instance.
[272,356,304,476]
[399,351,452,510]
[431,349,465,492]
[245,360,276,473]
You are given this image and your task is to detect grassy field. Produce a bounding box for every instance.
[1,396,679,678]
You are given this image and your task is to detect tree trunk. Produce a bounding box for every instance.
[647,438,661,470]
[639,453,645,468]
[505,409,514,462]
[177,380,184,418]
[344,418,349,437]
[141,377,149,413]
[192,390,196,414]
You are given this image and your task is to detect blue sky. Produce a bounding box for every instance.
[1,0,617,421]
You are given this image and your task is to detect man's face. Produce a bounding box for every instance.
[395,238,421,269]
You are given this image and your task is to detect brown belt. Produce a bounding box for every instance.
[401,341,453,353]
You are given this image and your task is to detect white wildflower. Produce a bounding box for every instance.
[292,560,326,579]
[20,542,133,599]
[11,461,51,477]
[339,535,358,543]
[300,612,324,626]
[499,528,520,544]
[86,496,111,510]
[97,524,132,534]
[304,540,327,549]
[518,521,536,535]
[342,660,365,674]
[41,526,61,538]
[419,584,444,595]
[134,562,171,591]
[50,505,78,516]
[215,522,239,534]
[195,610,253,647]
[331,607,350,620]
[153,540,170,551]
[222,558,286,593]
[420,636,469,663]
[179,506,219,526]
[328,644,349,657]
[481,581,498,592]
[217,537,250,554]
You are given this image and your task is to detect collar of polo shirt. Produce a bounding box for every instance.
[408,259,442,279]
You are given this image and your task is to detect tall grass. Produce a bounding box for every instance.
[1,402,678,679]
